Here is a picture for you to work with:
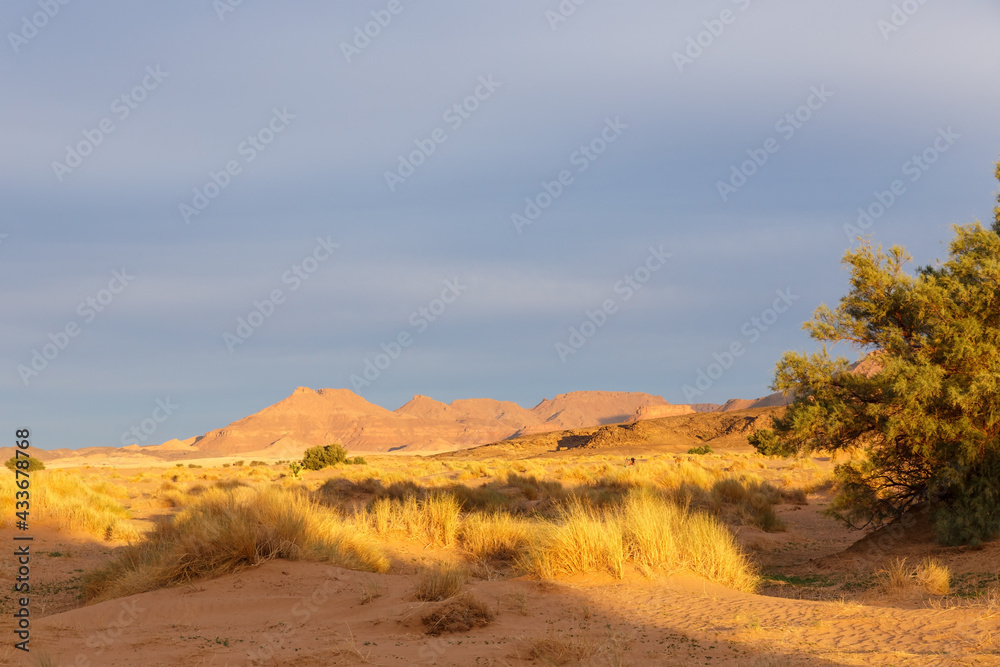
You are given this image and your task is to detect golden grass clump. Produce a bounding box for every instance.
[521,488,759,592]
[412,563,468,601]
[83,485,388,602]
[876,557,950,596]
[459,512,532,562]
[0,470,139,540]
[915,558,951,595]
[364,492,461,547]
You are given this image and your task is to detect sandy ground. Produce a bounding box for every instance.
[5,558,997,666]
[3,509,998,667]
[2,449,998,666]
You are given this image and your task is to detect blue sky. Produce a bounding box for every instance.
[2,0,999,449]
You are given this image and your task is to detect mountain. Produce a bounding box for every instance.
[18,387,782,463]
[522,391,673,434]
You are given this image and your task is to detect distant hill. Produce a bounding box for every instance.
[14,387,787,465]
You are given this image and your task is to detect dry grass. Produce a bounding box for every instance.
[0,470,139,540]
[412,563,468,602]
[876,557,951,596]
[421,592,495,635]
[83,485,388,602]
[915,558,951,595]
[459,512,532,562]
[521,487,759,592]
[364,492,460,547]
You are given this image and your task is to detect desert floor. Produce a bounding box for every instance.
[2,442,998,666]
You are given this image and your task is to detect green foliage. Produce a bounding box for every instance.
[233,460,245,467]
[766,163,1000,545]
[687,445,713,455]
[347,456,368,465]
[301,443,349,471]
[747,429,797,458]
[249,460,266,467]
[5,456,45,473]
[288,461,303,479]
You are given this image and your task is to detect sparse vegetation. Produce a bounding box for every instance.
[421,593,494,635]
[5,455,46,473]
[0,470,138,539]
[765,164,1000,546]
[412,563,467,601]
[687,445,713,455]
[302,443,349,470]
[82,485,389,602]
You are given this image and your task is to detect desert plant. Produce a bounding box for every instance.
[765,163,1000,545]
[301,443,349,471]
[0,470,137,540]
[82,485,389,602]
[459,512,532,562]
[421,592,494,636]
[412,564,467,601]
[687,445,713,455]
[5,455,46,473]
[288,461,303,478]
[915,558,951,595]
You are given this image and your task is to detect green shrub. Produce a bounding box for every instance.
[347,456,368,466]
[301,444,349,471]
[687,445,713,455]
[4,456,45,473]
[747,429,796,458]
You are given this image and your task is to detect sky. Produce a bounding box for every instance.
[2,0,999,450]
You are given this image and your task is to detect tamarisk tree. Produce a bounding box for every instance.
[754,162,1000,546]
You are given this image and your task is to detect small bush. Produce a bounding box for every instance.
[233,461,245,467]
[687,445,713,456]
[413,564,467,601]
[301,444,348,471]
[422,593,494,635]
[188,464,202,469]
[249,460,266,467]
[4,456,45,473]
[916,558,951,595]
[347,456,368,465]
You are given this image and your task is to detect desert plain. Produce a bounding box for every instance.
[2,389,998,666]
